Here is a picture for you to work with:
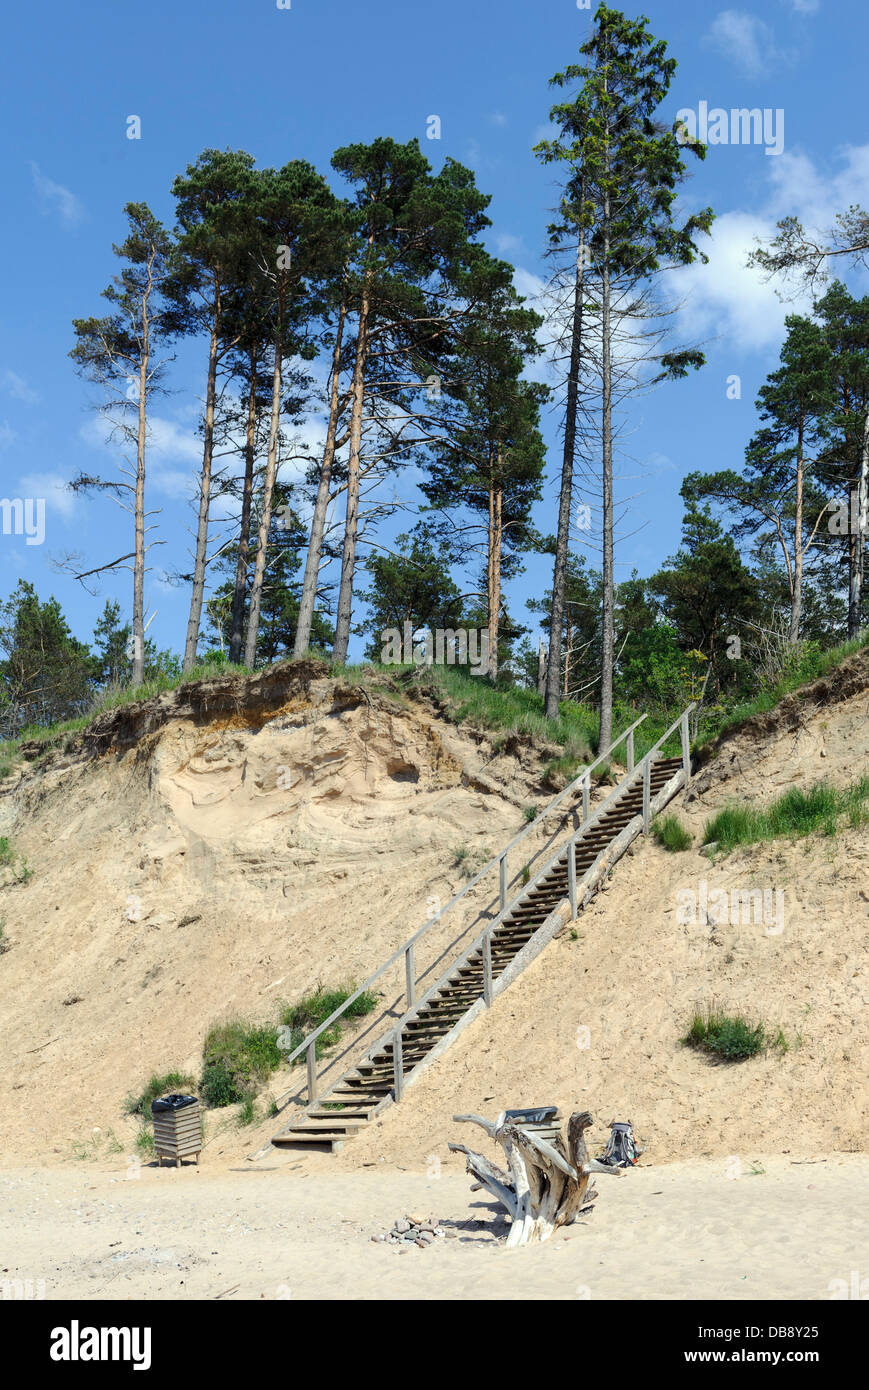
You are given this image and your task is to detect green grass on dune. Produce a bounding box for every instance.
[704,776,869,851]
[694,630,869,754]
[6,626,869,790]
[682,1006,789,1062]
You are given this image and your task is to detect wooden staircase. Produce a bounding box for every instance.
[258,713,692,1157]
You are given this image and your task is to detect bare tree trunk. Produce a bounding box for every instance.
[228,345,258,665]
[294,292,347,657]
[563,611,572,698]
[183,286,221,672]
[599,183,614,754]
[537,640,547,696]
[849,410,869,637]
[332,273,372,666]
[132,289,149,687]
[789,418,804,644]
[244,300,284,670]
[545,218,587,721]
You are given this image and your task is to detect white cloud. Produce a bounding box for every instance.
[513,266,546,304]
[30,162,84,225]
[146,416,202,464]
[495,232,524,258]
[789,0,819,13]
[81,412,201,465]
[668,142,869,352]
[2,370,40,405]
[705,10,778,76]
[488,111,508,127]
[669,210,799,352]
[0,421,16,450]
[18,471,80,520]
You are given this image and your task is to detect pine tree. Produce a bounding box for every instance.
[70,202,175,685]
[534,3,713,741]
[241,161,345,667]
[814,283,869,636]
[686,315,834,642]
[421,251,547,682]
[168,149,258,670]
[328,138,491,664]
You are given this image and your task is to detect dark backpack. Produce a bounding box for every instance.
[599,1120,642,1167]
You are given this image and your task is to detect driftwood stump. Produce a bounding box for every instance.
[449,1110,622,1246]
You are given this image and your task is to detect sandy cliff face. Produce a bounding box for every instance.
[0,664,548,1161]
[2,654,868,1169]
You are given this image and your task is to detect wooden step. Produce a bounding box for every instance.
[287,1117,369,1131]
[273,1132,350,1152]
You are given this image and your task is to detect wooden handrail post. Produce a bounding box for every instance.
[642,757,651,834]
[393,1028,404,1102]
[306,1041,318,1105]
[483,928,493,1006]
[681,710,691,779]
[568,837,577,917]
[626,729,634,774]
[405,943,415,1008]
[499,853,507,911]
[582,773,590,822]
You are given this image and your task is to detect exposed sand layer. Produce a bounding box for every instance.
[2,1155,865,1301]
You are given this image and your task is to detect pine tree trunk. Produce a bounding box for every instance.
[563,612,572,698]
[244,298,284,670]
[294,292,347,657]
[228,345,258,665]
[599,181,614,755]
[545,221,587,720]
[132,293,149,688]
[537,640,547,696]
[332,276,372,666]
[849,410,869,637]
[487,458,502,683]
[183,289,220,672]
[789,418,804,644]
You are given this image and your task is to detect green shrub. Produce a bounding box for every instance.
[652,814,692,852]
[200,1020,283,1107]
[682,1006,786,1062]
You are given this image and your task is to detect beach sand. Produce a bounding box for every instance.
[2,1153,866,1301]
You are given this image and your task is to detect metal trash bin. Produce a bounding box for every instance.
[151,1093,202,1167]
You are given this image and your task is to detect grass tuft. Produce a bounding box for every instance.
[682,1005,787,1062]
[652,814,692,852]
[278,986,378,1061]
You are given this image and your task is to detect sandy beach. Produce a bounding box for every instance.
[2,1153,866,1301]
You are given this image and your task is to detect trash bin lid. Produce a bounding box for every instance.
[151,1093,198,1114]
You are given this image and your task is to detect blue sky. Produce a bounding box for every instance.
[0,0,866,663]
